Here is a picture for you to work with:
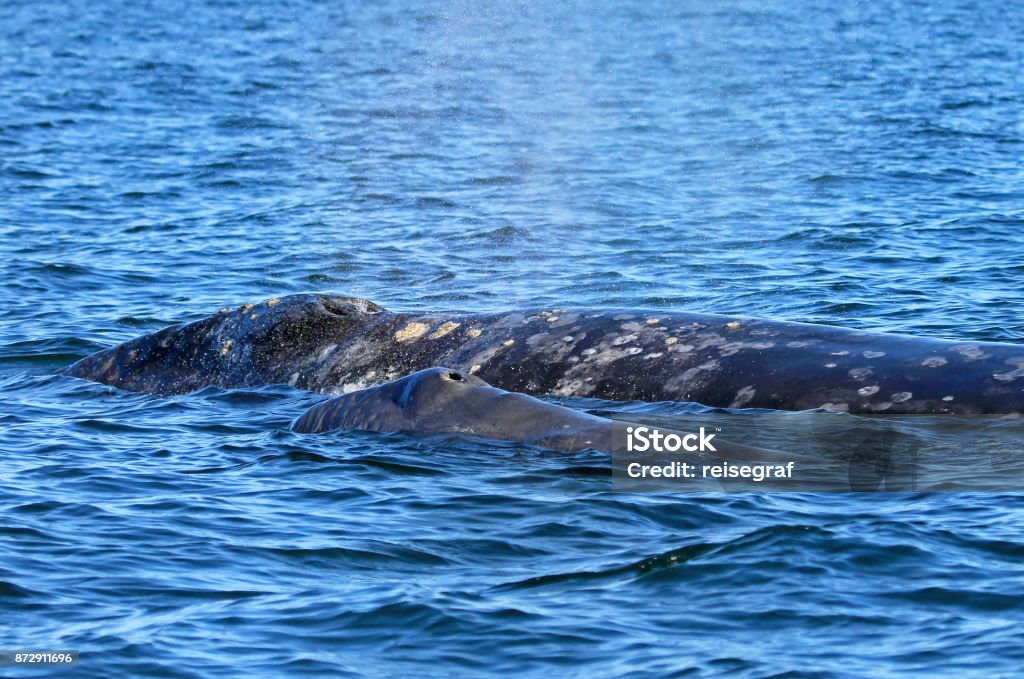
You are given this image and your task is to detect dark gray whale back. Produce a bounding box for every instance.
[293,366,610,451]
[292,367,793,461]
[63,293,1024,414]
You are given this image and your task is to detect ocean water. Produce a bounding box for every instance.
[3,0,1024,675]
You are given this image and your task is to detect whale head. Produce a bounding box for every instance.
[252,293,387,348]
[391,367,488,410]
[293,367,491,434]
[62,293,390,394]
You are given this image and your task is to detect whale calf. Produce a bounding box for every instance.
[293,366,790,462]
[62,293,1024,414]
[293,366,610,450]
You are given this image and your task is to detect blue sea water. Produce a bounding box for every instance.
[3,0,1024,675]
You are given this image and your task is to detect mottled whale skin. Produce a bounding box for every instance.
[293,366,786,461]
[62,293,1024,414]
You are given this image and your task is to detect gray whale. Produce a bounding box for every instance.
[62,293,1024,414]
[293,366,790,461]
[293,366,610,450]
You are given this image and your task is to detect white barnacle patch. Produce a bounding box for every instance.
[582,348,598,356]
[240,303,254,312]
[470,364,481,374]
[395,322,429,342]
[645,317,661,325]
[725,321,743,331]
[848,367,874,380]
[825,362,837,368]
[267,298,281,307]
[562,335,574,342]
[993,358,1024,382]
[546,316,559,323]
[943,395,955,401]
[863,351,886,359]
[665,337,678,346]
[612,333,639,346]
[502,339,515,347]
[858,385,880,397]
[466,328,482,339]
[428,321,461,339]
[731,385,756,408]
[644,352,663,359]
[250,313,259,320]
[891,391,913,403]
[219,339,233,357]
[950,344,989,361]
[921,356,947,368]
[624,347,643,356]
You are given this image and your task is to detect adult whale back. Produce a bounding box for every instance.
[62,293,1024,414]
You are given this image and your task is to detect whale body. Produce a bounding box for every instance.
[62,293,1024,414]
[293,366,611,450]
[293,366,791,462]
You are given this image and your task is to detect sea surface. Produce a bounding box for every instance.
[3,0,1024,676]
